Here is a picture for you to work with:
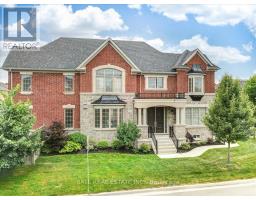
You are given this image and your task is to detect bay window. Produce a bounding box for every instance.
[185,107,207,125]
[95,107,124,129]
[188,76,204,93]
[95,68,122,93]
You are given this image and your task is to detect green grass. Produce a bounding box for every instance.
[0,139,256,195]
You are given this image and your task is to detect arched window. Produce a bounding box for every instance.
[95,68,123,93]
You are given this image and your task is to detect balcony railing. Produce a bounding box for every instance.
[135,92,185,99]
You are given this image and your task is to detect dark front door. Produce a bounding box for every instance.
[147,107,164,133]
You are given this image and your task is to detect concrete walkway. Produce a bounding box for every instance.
[158,143,239,159]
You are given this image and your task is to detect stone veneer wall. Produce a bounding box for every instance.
[80,93,135,141]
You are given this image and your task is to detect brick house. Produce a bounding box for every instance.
[2,37,219,154]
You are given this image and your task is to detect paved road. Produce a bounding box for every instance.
[97,179,256,196]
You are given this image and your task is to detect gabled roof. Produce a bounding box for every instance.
[1,37,219,73]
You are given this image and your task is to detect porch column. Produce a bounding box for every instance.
[143,108,147,125]
[138,108,142,125]
[176,108,180,125]
[180,107,185,125]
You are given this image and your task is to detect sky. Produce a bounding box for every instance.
[0,4,255,83]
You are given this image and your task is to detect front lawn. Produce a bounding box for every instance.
[0,139,256,195]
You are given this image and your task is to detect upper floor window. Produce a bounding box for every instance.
[64,74,74,93]
[188,76,204,93]
[21,74,32,93]
[95,68,122,93]
[145,76,167,90]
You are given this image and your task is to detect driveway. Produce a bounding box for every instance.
[96,178,256,196]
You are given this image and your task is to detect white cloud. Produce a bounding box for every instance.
[38,5,128,40]
[0,45,8,83]
[150,5,256,37]
[242,41,253,52]
[128,4,142,10]
[110,36,164,50]
[168,35,250,64]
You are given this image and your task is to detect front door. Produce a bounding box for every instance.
[147,107,165,133]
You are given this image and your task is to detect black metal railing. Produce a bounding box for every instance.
[148,126,158,154]
[135,92,185,99]
[169,126,178,151]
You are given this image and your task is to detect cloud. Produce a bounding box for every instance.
[38,5,128,40]
[128,4,142,15]
[168,35,250,64]
[150,5,256,37]
[109,36,164,50]
[0,44,8,83]
[242,41,253,52]
[128,4,142,10]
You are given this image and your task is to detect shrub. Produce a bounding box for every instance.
[59,141,82,153]
[139,143,151,154]
[96,141,109,150]
[207,137,214,145]
[88,138,96,150]
[179,143,191,150]
[41,121,67,153]
[112,140,124,150]
[68,132,87,148]
[117,121,141,149]
[199,141,207,146]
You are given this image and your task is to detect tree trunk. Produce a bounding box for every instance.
[227,141,231,164]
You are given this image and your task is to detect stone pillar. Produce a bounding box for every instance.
[138,108,142,125]
[143,108,147,125]
[180,107,185,125]
[176,108,180,125]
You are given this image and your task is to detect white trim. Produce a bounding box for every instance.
[63,72,75,76]
[63,104,76,109]
[92,64,125,94]
[145,75,168,90]
[29,105,33,109]
[76,38,141,73]
[182,49,213,66]
[21,91,32,95]
[20,71,33,75]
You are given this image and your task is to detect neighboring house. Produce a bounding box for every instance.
[2,37,219,154]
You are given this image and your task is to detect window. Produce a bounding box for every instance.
[188,76,204,93]
[94,108,124,129]
[146,77,165,89]
[186,107,207,125]
[64,75,74,93]
[65,109,74,128]
[21,74,32,92]
[95,68,122,93]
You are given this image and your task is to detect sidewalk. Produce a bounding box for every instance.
[158,143,239,159]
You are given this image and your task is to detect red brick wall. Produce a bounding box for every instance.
[11,72,80,129]
[140,75,177,93]
[80,43,138,93]
[177,53,215,93]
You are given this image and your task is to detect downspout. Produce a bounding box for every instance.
[9,69,12,89]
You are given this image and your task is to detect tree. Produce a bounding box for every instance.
[0,86,41,170]
[244,75,256,139]
[41,121,67,154]
[204,75,254,164]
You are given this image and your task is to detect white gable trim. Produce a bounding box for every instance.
[76,38,141,73]
[182,49,213,67]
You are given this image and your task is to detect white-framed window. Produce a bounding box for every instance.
[64,74,74,93]
[64,108,74,129]
[21,74,32,93]
[185,107,207,125]
[94,107,124,129]
[145,75,167,90]
[188,75,204,93]
[95,68,122,93]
